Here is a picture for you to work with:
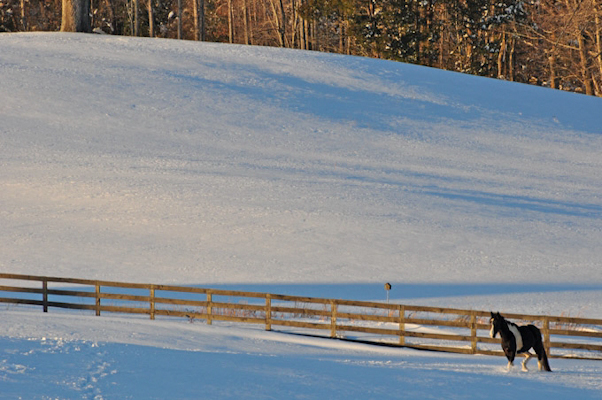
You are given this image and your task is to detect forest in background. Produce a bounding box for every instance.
[2,0,601,96]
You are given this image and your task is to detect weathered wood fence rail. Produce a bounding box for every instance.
[1,273,601,360]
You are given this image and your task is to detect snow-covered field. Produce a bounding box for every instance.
[2,311,602,399]
[1,32,601,398]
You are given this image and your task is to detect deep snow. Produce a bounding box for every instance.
[1,32,601,398]
[1,310,602,399]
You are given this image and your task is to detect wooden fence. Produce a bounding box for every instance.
[1,272,601,360]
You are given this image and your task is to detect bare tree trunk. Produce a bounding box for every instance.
[548,55,558,89]
[148,0,154,37]
[594,0,602,84]
[338,21,344,53]
[200,0,206,40]
[414,0,420,63]
[304,18,311,50]
[312,18,318,51]
[509,36,515,81]
[228,0,234,43]
[193,0,206,41]
[593,72,601,95]
[268,0,284,46]
[498,29,507,79]
[90,0,96,28]
[278,0,286,46]
[578,33,594,95]
[61,0,92,32]
[438,7,445,69]
[242,0,249,44]
[247,0,256,45]
[133,0,139,36]
[345,20,350,54]
[20,0,28,30]
[291,0,298,48]
[298,19,303,49]
[177,0,182,39]
[193,0,199,39]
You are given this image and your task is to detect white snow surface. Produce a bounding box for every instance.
[1,32,602,398]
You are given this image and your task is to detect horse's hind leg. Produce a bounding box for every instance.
[531,332,552,371]
[535,346,552,371]
[521,352,534,371]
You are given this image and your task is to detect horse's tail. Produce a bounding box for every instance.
[530,325,552,372]
[540,347,552,372]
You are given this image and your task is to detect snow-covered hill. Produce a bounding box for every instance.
[1,32,601,398]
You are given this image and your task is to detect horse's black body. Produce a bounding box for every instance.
[490,312,551,372]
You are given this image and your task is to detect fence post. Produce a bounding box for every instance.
[330,300,337,338]
[95,283,101,316]
[543,316,550,356]
[150,285,155,320]
[399,305,405,346]
[470,311,477,354]
[265,294,272,331]
[42,279,48,313]
[207,291,212,325]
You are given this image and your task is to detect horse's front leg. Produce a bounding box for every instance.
[504,349,515,370]
[521,352,534,372]
[506,355,515,370]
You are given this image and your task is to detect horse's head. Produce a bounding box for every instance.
[490,311,506,338]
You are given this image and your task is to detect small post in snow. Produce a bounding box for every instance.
[384,283,392,304]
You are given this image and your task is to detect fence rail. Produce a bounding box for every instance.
[1,273,601,360]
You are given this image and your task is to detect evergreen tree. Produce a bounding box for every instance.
[352,0,438,64]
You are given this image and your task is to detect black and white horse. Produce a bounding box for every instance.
[489,312,551,372]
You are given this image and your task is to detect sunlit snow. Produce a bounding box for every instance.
[1,32,601,399]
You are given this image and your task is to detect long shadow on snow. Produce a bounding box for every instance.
[234,157,602,219]
[205,283,600,302]
[164,55,602,134]
[419,187,602,218]
[163,69,477,133]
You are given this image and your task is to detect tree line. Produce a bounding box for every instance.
[2,0,601,96]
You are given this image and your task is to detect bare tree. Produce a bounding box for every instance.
[594,0,602,94]
[61,0,91,32]
[8,0,602,96]
[226,0,233,42]
[148,0,155,37]
[20,0,28,30]
[193,0,205,40]
[178,0,182,39]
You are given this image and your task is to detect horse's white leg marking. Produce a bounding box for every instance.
[507,323,523,352]
[538,360,542,371]
[522,352,533,372]
[507,360,513,370]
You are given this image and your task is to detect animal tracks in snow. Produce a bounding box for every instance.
[1,336,116,399]
[0,359,29,381]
